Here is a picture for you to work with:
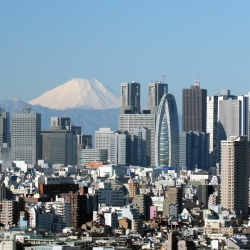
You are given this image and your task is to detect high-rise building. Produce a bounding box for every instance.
[248,92,250,141]
[76,134,92,165]
[95,128,128,165]
[155,93,179,167]
[148,81,168,113]
[120,112,155,166]
[217,91,248,139]
[128,127,149,167]
[0,200,19,228]
[217,93,248,169]
[0,108,10,146]
[11,108,41,164]
[109,131,128,165]
[179,131,209,171]
[220,136,250,216]
[79,148,108,166]
[50,117,71,130]
[207,96,218,167]
[182,80,207,132]
[95,128,114,150]
[41,117,77,165]
[121,82,140,114]
[41,130,77,166]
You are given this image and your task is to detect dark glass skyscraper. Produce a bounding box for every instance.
[121,82,140,114]
[155,93,179,167]
[0,108,10,146]
[148,81,168,113]
[182,81,207,132]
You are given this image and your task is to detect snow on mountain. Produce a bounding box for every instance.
[29,78,120,110]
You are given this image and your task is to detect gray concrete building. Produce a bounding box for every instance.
[76,134,92,165]
[11,108,41,165]
[79,148,108,166]
[217,93,248,140]
[120,112,155,166]
[121,82,140,114]
[41,117,77,165]
[109,131,128,165]
[41,130,77,166]
[95,128,128,165]
[182,80,207,133]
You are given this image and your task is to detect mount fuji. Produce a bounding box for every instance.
[29,78,120,110]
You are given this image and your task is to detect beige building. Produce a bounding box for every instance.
[0,200,19,228]
[221,136,250,216]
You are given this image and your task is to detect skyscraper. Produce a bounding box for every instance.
[128,127,148,167]
[121,82,140,114]
[220,136,250,216]
[148,81,168,113]
[217,92,248,139]
[155,93,179,167]
[11,108,41,164]
[248,92,250,141]
[206,96,218,167]
[182,80,207,132]
[179,131,209,170]
[95,128,128,165]
[0,108,10,146]
[120,112,155,166]
[109,131,128,165]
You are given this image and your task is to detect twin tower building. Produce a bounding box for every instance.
[119,81,179,168]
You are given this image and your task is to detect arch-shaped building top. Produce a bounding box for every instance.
[155,93,179,167]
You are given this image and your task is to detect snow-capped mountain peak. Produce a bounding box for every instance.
[29,78,120,110]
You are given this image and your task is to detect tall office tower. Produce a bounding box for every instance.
[41,131,77,166]
[121,82,140,114]
[248,92,250,140]
[179,131,209,170]
[206,96,218,167]
[148,81,168,113]
[120,111,155,166]
[95,128,128,165]
[221,136,250,216]
[155,93,179,167]
[11,108,41,164]
[95,128,114,149]
[42,117,77,165]
[50,117,71,130]
[218,92,248,139]
[77,134,92,149]
[0,108,10,146]
[182,80,207,132]
[129,127,149,167]
[109,131,128,165]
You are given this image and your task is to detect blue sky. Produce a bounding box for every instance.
[0,0,250,107]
